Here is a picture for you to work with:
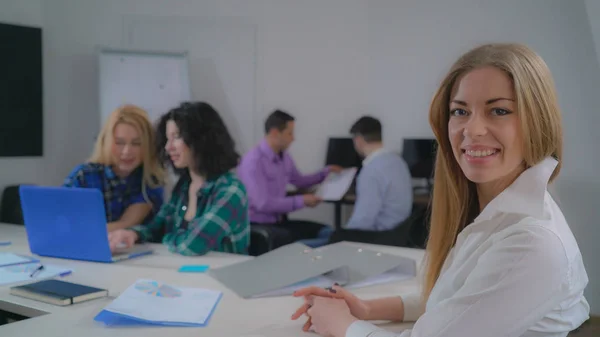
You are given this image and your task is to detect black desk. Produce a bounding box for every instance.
[324,195,356,230]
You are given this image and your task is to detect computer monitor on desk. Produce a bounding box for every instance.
[325,137,362,170]
[402,138,437,192]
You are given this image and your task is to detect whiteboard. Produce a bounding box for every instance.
[123,16,257,153]
[98,48,192,125]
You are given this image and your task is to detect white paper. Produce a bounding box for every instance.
[0,263,72,286]
[104,279,222,324]
[316,168,358,201]
[0,253,36,267]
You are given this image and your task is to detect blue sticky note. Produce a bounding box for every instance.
[178,265,209,273]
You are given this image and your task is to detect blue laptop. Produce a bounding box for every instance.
[19,185,153,263]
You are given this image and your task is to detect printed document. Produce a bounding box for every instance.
[316,168,358,201]
[98,279,222,326]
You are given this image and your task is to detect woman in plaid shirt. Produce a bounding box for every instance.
[63,105,165,232]
[108,102,250,256]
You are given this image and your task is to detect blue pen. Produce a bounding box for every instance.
[0,241,10,246]
[29,265,44,278]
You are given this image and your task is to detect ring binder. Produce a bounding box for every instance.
[209,242,417,298]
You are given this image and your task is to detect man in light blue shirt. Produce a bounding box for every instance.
[303,116,413,247]
[344,116,413,231]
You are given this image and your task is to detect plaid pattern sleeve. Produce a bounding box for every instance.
[130,199,176,243]
[164,174,250,256]
[63,164,101,188]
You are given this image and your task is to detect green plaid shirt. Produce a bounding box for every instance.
[131,171,250,256]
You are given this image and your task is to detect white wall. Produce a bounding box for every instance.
[2,0,600,314]
[586,0,600,63]
[574,0,600,318]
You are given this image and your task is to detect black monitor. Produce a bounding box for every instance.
[402,139,437,179]
[325,138,362,169]
[0,22,43,157]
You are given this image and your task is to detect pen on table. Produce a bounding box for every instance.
[30,264,44,278]
[0,241,10,246]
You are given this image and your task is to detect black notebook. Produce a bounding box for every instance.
[10,279,108,306]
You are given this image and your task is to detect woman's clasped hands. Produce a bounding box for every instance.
[290,284,369,337]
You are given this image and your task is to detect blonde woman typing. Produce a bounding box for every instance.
[291,43,590,337]
[64,105,165,232]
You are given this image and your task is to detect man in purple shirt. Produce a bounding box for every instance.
[238,110,342,250]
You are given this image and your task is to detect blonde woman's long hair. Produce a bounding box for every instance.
[424,43,563,300]
[89,105,164,199]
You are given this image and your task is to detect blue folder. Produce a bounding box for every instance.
[93,292,223,327]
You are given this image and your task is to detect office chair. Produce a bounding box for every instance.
[406,203,430,249]
[0,185,29,225]
[328,204,422,247]
[249,226,275,256]
[402,138,437,192]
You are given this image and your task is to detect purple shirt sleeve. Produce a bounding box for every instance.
[288,156,329,189]
[242,157,306,214]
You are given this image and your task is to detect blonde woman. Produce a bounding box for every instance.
[291,43,590,337]
[63,105,165,232]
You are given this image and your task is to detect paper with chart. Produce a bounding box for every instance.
[0,263,72,286]
[101,279,222,325]
[0,253,38,267]
[316,168,358,201]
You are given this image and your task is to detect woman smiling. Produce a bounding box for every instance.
[63,105,164,232]
[291,43,589,337]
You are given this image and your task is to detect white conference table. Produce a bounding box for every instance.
[0,223,424,336]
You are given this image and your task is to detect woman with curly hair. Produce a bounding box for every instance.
[108,102,250,256]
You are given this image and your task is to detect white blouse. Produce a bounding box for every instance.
[347,157,590,337]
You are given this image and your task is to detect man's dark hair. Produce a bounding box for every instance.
[264,109,295,134]
[349,116,382,142]
[156,101,239,181]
